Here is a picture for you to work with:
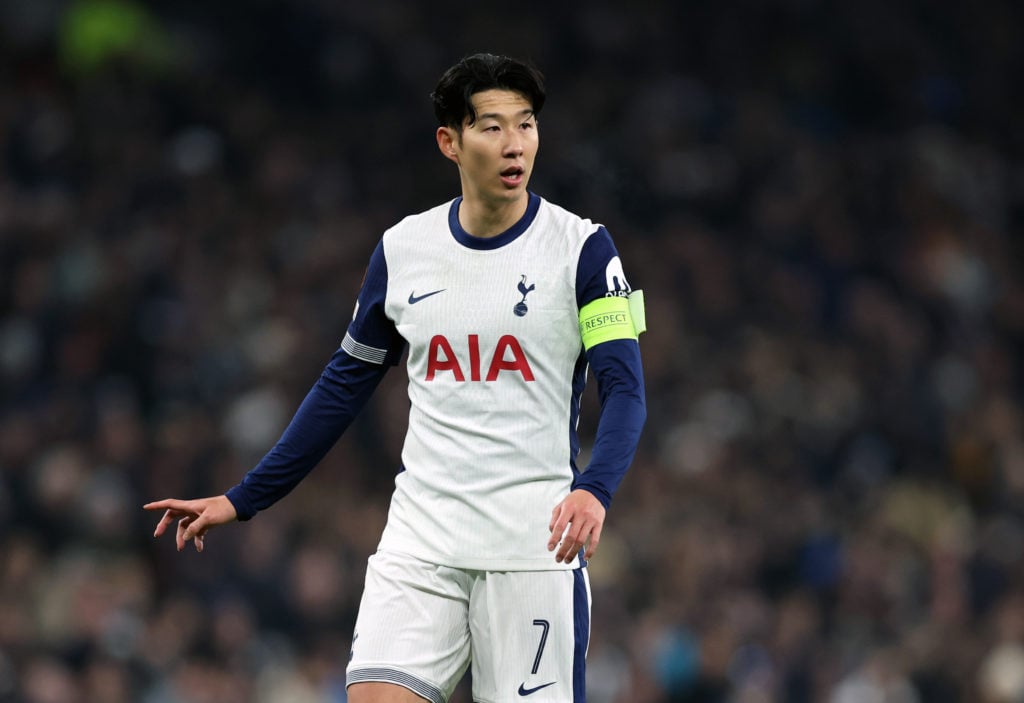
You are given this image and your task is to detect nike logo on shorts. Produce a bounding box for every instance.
[518,681,556,696]
[408,289,446,304]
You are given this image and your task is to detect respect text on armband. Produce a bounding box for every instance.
[578,295,637,350]
[582,311,630,332]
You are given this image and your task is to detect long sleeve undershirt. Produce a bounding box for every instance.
[573,338,646,508]
[224,349,387,520]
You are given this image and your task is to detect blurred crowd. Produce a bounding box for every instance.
[2,0,1023,701]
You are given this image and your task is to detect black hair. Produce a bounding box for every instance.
[431,53,546,129]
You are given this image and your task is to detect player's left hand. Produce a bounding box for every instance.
[548,489,606,563]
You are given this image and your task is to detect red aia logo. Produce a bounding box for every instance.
[425,334,535,382]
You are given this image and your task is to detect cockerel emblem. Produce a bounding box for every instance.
[514,275,536,317]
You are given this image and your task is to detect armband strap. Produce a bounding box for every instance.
[628,289,646,335]
[579,290,647,350]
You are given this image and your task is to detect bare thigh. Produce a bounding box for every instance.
[347,681,431,703]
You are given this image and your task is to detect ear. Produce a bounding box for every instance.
[436,127,459,164]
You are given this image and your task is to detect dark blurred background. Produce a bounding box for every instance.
[2,1,1023,701]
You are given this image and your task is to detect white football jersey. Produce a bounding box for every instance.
[343,193,631,571]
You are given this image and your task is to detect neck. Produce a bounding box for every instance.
[457,191,529,239]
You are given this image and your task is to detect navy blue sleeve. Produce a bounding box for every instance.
[575,226,633,308]
[224,239,404,519]
[224,349,390,520]
[342,238,406,366]
[571,228,646,508]
[573,340,646,508]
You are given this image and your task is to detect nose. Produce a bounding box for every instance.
[503,132,524,157]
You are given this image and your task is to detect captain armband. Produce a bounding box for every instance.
[579,290,647,351]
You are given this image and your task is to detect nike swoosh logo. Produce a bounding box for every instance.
[517,681,556,696]
[408,289,446,305]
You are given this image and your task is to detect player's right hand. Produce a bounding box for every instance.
[143,495,237,553]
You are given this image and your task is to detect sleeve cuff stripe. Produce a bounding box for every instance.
[341,332,388,365]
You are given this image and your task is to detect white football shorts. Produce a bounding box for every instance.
[346,550,592,703]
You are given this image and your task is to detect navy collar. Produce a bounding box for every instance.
[448,192,541,250]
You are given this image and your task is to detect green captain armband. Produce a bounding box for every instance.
[579,289,647,350]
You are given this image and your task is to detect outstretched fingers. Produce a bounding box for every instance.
[144,499,202,551]
[152,509,178,537]
[143,496,237,553]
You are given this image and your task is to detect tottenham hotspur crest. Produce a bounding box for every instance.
[514,275,535,317]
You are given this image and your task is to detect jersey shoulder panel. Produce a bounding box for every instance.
[534,199,632,308]
[382,200,454,247]
[534,197,604,249]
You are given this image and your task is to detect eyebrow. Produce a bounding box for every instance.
[477,109,536,121]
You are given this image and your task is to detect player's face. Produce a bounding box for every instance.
[441,89,538,208]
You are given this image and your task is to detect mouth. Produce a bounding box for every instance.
[500,165,525,188]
